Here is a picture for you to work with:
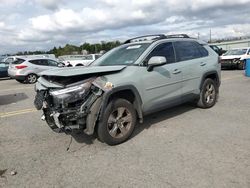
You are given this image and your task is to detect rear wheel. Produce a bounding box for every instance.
[97,99,137,145]
[197,78,218,108]
[26,74,38,84]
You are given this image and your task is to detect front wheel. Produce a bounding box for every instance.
[197,78,218,108]
[97,99,137,145]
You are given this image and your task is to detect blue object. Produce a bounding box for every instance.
[246,59,250,77]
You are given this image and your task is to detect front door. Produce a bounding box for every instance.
[140,42,183,114]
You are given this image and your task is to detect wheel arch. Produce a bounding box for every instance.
[200,71,220,90]
[100,85,143,124]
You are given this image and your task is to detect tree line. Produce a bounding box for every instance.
[15,41,121,57]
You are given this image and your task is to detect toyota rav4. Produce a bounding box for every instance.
[34,34,221,145]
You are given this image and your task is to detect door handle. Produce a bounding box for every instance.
[172,69,181,74]
[200,62,206,66]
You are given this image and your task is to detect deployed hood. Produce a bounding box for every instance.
[220,55,246,60]
[39,65,126,77]
[38,65,126,87]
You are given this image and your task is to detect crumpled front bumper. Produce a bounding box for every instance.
[34,78,105,135]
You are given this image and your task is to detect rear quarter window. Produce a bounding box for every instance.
[12,58,25,64]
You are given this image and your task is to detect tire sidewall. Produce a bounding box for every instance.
[200,78,218,108]
[97,99,137,145]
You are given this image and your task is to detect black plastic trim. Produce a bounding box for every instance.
[200,71,220,89]
[99,85,143,123]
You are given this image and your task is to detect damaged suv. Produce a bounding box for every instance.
[34,34,221,145]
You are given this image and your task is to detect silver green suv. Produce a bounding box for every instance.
[34,34,221,145]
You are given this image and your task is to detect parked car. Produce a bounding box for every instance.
[1,56,16,64]
[34,34,221,145]
[0,62,9,78]
[220,47,250,69]
[209,45,226,56]
[58,54,102,67]
[8,57,63,84]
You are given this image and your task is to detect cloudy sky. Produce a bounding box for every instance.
[0,0,250,54]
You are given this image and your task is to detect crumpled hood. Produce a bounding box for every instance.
[220,55,245,60]
[39,65,127,77]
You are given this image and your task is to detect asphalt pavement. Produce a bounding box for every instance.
[0,71,249,188]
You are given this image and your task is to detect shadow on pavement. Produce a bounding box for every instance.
[0,93,28,105]
[70,103,196,145]
[70,130,96,145]
[131,103,196,139]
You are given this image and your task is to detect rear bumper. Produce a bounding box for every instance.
[8,74,26,80]
[8,69,27,80]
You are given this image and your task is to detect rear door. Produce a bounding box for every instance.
[28,59,49,74]
[173,40,209,97]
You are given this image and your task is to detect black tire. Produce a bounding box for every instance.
[16,79,25,83]
[97,98,137,145]
[197,78,218,109]
[237,61,245,70]
[26,74,38,84]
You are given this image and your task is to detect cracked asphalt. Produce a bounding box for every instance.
[0,70,250,188]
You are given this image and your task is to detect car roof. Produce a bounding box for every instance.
[18,57,57,61]
[231,47,250,50]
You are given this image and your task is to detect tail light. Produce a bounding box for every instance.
[15,65,27,69]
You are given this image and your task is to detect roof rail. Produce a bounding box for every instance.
[165,34,190,38]
[124,34,166,44]
[124,34,190,44]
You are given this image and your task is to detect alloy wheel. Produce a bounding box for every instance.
[204,84,216,104]
[27,74,37,83]
[107,107,132,139]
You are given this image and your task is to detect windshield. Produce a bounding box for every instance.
[224,49,247,56]
[92,43,150,66]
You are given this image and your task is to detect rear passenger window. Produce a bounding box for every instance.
[147,42,175,64]
[29,59,48,66]
[174,41,208,62]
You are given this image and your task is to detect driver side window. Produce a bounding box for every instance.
[145,42,175,65]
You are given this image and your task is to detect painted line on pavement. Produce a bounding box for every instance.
[0,108,37,118]
[0,86,34,93]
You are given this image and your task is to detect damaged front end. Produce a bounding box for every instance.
[34,76,108,135]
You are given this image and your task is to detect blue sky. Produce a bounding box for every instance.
[0,0,250,54]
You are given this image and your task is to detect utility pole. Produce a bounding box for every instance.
[197,32,200,39]
[209,29,212,43]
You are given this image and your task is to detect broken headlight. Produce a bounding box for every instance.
[50,82,92,106]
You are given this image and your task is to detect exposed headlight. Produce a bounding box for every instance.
[51,83,90,96]
[50,82,92,106]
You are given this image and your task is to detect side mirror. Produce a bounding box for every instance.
[147,56,167,71]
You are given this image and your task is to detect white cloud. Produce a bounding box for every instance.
[1,0,250,54]
[35,0,65,10]
[0,22,5,28]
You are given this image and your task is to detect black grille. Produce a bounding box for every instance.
[34,91,45,110]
